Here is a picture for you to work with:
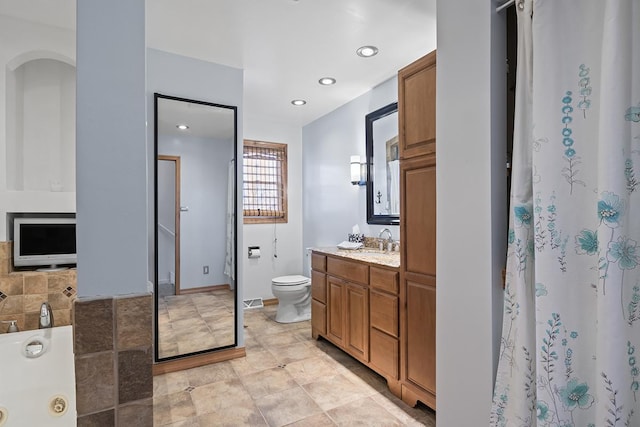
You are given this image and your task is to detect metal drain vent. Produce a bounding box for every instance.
[243,298,264,309]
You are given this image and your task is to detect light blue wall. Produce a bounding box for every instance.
[243,120,304,301]
[146,48,244,344]
[436,0,507,424]
[76,0,147,297]
[302,77,399,273]
[158,133,233,290]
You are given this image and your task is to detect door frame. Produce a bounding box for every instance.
[158,155,181,295]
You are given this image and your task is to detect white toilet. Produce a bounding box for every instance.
[271,275,311,323]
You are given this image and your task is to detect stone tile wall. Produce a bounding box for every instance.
[74,293,153,426]
[0,241,77,333]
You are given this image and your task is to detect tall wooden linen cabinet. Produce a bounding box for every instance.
[398,50,437,410]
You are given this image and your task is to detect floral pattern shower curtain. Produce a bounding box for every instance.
[491,0,640,426]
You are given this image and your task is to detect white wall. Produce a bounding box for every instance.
[242,116,304,301]
[158,134,233,290]
[302,77,399,274]
[9,59,75,192]
[0,15,75,240]
[436,0,507,425]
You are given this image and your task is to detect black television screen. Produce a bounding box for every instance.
[19,223,76,256]
[13,217,77,268]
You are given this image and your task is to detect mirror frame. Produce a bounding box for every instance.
[153,92,238,363]
[366,102,399,225]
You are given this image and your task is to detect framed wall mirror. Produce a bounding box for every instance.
[154,93,237,362]
[366,102,400,225]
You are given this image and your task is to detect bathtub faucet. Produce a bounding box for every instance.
[39,302,54,329]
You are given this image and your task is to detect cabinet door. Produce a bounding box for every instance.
[405,278,436,395]
[398,50,436,159]
[327,277,345,346]
[401,155,436,277]
[399,136,437,407]
[345,282,369,362]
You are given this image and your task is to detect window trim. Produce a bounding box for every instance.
[242,139,288,224]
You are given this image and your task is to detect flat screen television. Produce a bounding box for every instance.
[13,217,77,271]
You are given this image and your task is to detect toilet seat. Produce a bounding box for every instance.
[272,275,310,286]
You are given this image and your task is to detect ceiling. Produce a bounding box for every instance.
[157,96,236,140]
[0,0,437,127]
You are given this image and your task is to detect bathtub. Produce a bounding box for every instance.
[0,326,76,426]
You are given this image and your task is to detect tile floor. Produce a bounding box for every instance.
[157,289,235,358]
[153,305,436,426]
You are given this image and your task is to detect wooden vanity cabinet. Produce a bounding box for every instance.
[398,49,437,410]
[311,252,401,396]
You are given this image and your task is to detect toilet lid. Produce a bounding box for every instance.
[273,275,310,286]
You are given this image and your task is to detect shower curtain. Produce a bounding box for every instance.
[491,0,640,426]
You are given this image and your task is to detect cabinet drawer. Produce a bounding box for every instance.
[311,253,327,272]
[327,257,368,285]
[370,290,399,337]
[311,270,327,303]
[311,300,326,336]
[370,267,399,294]
[370,328,399,380]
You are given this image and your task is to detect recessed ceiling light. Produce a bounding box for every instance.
[318,77,336,85]
[176,124,189,130]
[356,45,379,58]
[291,99,307,106]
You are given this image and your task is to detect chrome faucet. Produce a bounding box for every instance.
[39,302,54,329]
[378,228,393,251]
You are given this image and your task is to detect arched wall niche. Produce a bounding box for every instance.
[6,52,76,192]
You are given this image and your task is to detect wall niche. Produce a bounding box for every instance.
[6,57,76,192]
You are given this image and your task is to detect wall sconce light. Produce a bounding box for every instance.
[350,155,366,186]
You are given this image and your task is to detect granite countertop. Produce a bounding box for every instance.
[312,247,401,268]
